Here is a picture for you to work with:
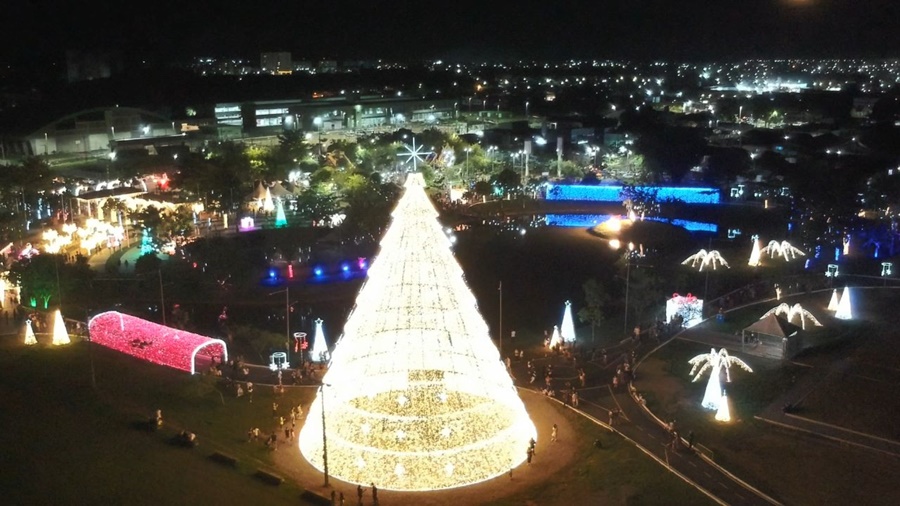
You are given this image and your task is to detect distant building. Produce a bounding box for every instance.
[260,52,292,75]
[318,60,338,74]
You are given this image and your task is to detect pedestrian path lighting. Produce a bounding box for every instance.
[688,348,753,411]
[298,173,536,490]
[52,309,71,346]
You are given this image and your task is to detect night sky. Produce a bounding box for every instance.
[3,0,898,63]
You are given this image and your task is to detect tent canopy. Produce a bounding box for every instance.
[743,313,800,339]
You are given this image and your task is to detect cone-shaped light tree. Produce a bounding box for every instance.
[688,348,753,410]
[275,198,287,228]
[560,301,576,343]
[310,318,329,362]
[262,188,275,213]
[298,174,536,490]
[548,325,563,349]
[835,286,853,320]
[51,310,70,346]
[715,391,732,422]
[24,319,37,345]
[827,289,840,311]
[748,237,761,267]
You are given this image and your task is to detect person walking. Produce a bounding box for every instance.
[526,446,534,464]
[371,483,378,505]
[551,423,558,442]
[357,484,363,506]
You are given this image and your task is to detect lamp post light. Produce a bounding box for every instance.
[525,100,530,118]
[464,147,471,182]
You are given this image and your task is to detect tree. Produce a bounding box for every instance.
[577,278,610,342]
[8,254,66,309]
[491,168,521,197]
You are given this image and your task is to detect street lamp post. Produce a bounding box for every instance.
[464,147,471,181]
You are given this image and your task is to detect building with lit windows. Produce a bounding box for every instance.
[260,52,292,75]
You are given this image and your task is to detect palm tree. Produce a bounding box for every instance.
[688,348,753,410]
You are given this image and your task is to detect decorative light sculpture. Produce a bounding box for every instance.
[682,249,730,271]
[666,293,704,328]
[748,236,761,267]
[765,240,806,261]
[548,325,563,348]
[310,318,330,363]
[51,310,71,346]
[262,188,275,213]
[715,391,732,422]
[560,301,576,343]
[688,348,753,411]
[761,303,823,330]
[826,264,839,278]
[88,311,227,374]
[882,262,893,277]
[24,319,37,346]
[827,289,840,311]
[298,173,536,491]
[275,198,287,228]
[835,286,853,320]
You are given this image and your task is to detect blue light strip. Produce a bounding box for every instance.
[546,184,720,204]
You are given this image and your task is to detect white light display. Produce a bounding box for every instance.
[310,318,330,362]
[24,320,37,346]
[748,236,761,267]
[548,325,563,348]
[688,348,752,411]
[560,301,576,343]
[761,303,823,330]
[51,310,70,346]
[666,293,704,328]
[715,391,732,422]
[262,188,275,213]
[827,289,840,311]
[298,174,536,491]
[681,249,730,271]
[765,240,805,262]
[835,286,853,320]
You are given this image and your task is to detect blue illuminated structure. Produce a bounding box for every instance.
[546,184,720,205]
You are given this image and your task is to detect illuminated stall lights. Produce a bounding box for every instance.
[88,311,227,374]
[52,310,71,346]
[299,173,536,490]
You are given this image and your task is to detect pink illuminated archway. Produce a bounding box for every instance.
[88,311,228,374]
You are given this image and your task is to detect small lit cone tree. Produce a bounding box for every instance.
[748,237,761,267]
[560,301,576,344]
[835,286,853,320]
[548,325,563,349]
[715,391,732,422]
[24,319,37,345]
[310,318,329,362]
[299,174,536,490]
[688,348,753,411]
[274,198,287,228]
[262,188,275,213]
[51,309,71,346]
[827,289,840,312]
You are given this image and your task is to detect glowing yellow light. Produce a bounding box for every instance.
[715,392,731,422]
[52,310,71,346]
[298,174,536,491]
[609,239,621,249]
[24,320,37,346]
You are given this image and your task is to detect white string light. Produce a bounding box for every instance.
[299,174,536,490]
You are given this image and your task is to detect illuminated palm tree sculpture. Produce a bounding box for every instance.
[761,303,823,330]
[682,250,730,271]
[688,348,753,410]
[765,240,806,262]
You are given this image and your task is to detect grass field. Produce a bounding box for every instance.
[0,338,711,505]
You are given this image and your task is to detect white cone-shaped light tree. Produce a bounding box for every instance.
[715,391,732,422]
[275,198,287,228]
[548,325,563,349]
[262,187,275,213]
[688,348,753,411]
[51,310,70,346]
[748,237,761,267]
[560,301,576,343]
[298,174,536,491]
[24,319,37,346]
[835,286,853,320]
[310,318,329,362]
[827,289,840,311]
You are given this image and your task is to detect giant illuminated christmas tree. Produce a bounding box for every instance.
[298,174,536,490]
